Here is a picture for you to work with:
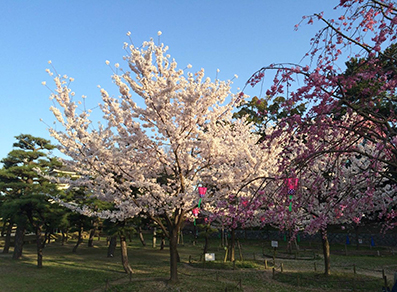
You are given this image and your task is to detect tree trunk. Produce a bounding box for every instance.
[2,220,13,254]
[192,224,197,246]
[152,227,157,248]
[237,240,243,261]
[229,229,236,262]
[12,223,26,260]
[88,219,98,247]
[61,230,68,245]
[320,229,331,275]
[42,228,50,248]
[107,235,117,257]
[169,226,179,283]
[72,226,83,253]
[354,225,360,250]
[35,225,44,268]
[119,233,133,274]
[160,233,166,250]
[25,210,45,268]
[203,225,210,255]
[221,227,225,248]
[179,228,184,245]
[138,227,146,246]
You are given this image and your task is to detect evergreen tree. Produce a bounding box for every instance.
[0,134,62,267]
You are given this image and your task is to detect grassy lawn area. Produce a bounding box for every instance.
[0,233,396,291]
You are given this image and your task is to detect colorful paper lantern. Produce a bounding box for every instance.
[192,208,200,218]
[286,178,298,190]
[286,178,298,212]
[198,187,207,198]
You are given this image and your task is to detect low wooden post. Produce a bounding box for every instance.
[314,262,317,272]
[353,264,356,275]
[105,279,109,291]
[353,275,356,292]
[272,267,275,279]
[384,275,388,290]
[382,269,386,279]
[264,259,268,269]
[189,255,192,263]
[281,263,284,273]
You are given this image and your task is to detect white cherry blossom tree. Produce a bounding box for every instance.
[44,33,252,282]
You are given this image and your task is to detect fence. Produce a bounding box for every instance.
[270,260,396,291]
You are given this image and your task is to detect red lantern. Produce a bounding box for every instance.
[198,187,207,198]
[286,178,298,191]
[286,178,299,212]
[192,208,200,218]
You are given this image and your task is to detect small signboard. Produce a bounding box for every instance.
[205,253,215,261]
[271,241,278,248]
[358,238,363,244]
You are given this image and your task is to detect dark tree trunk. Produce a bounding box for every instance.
[138,227,146,246]
[169,225,179,283]
[354,225,360,250]
[61,230,68,245]
[193,224,197,246]
[237,240,243,261]
[88,219,98,247]
[72,226,83,253]
[12,223,26,260]
[152,227,157,248]
[160,233,166,250]
[203,226,209,255]
[42,229,50,248]
[320,229,331,275]
[119,233,133,274]
[178,228,184,245]
[221,227,225,248]
[107,235,117,257]
[2,220,13,254]
[228,229,236,262]
[26,210,45,268]
[35,225,44,268]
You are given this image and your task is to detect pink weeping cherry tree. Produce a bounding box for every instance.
[239,0,397,275]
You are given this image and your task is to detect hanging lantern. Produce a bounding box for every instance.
[192,208,200,218]
[286,178,298,191]
[198,187,207,198]
[286,177,299,212]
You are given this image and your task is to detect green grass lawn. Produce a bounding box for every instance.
[0,234,396,292]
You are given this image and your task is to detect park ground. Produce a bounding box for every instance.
[0,231,396,292]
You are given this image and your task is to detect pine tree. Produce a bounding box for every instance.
[0,134,62,267]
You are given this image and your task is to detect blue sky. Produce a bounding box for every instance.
[0,0,339,160]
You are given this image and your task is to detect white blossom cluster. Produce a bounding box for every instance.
[45,36,261,224]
